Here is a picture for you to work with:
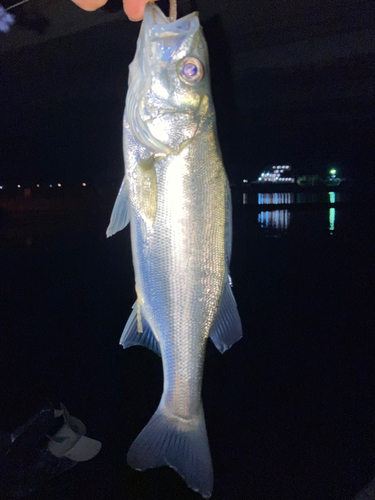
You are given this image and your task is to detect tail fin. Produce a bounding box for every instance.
[127,405,213,499]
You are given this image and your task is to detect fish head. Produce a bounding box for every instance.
[126,2,212,155]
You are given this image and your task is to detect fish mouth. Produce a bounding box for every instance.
[143,2,200,38]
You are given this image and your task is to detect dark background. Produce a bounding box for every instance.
[1,0,375,185]
[1,1,375,499]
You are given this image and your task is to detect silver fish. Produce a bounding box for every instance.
[107,3,242,498]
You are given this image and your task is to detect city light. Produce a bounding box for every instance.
[256,166,295,184]
[0,186,2,189]
[17,184,21,188]
[57,183,62,187]
[36,184,40,188]
[243,179,248,183]
[82,182,87,187]
[49,184,52,188]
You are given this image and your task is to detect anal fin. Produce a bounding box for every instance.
[209,277,242,353]
[120,302,161,356]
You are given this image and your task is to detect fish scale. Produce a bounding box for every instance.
[107,3,242,498]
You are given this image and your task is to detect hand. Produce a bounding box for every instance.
[71,0,153,21]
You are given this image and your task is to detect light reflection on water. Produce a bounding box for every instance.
[258,210,291,232]
[255,191,339,235]
[256,191,341,205]
[0,190,343,245]
[258,193,294,205]
[329,208,336,233]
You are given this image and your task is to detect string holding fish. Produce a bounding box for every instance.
[169,0,177,22]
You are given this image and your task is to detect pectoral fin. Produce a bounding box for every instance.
[120,302,161,356]
[107,177,130,237]
[209,277,242,353]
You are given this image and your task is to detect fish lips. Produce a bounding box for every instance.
[143,3,200,39]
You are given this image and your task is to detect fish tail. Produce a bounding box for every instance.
[127,404,213,499]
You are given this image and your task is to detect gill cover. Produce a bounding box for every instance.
[126,3,210,154]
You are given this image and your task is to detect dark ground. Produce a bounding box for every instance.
[0,188,375,499]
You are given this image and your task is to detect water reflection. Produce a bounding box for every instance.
[258,193,294,205]
[329,208,336,233]
[255,192,341,205]
[296,191,341,204]
[329,191,336,204]
[257,193,291,235]
[255,190,342,235]
[258,209,291,232]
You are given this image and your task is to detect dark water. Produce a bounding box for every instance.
[1,190,375,499]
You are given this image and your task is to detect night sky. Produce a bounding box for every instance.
[1,0,375,186]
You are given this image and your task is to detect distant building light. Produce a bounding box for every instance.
[57,183,62,187]
[0,186,2,189]
[36,184,40,188]
[17,184,21,188]
[258,177,262,181]
[330,169,337,175]
[49,184,53,188]
[82,182,87,187]
[243,179,248,183]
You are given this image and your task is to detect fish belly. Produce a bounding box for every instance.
[132,126,226,416]
[125,120,229,499]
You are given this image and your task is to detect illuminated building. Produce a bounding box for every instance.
[253,165,295,184]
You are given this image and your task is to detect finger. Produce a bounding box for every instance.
[71,0,108,11]
[123,0,155,21]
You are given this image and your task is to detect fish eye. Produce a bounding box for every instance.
[179,57,204,84]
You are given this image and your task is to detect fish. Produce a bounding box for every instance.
[107,3,242,498]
